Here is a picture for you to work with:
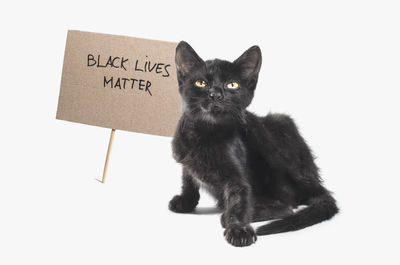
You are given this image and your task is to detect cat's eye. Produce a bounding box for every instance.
[195,80,207,88]
[226,81,240,90]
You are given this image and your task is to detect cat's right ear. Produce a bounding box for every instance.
[175,41,205,79]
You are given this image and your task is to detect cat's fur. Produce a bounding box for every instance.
[169,41,338,247]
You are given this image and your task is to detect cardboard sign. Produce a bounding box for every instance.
[56,30,181,137]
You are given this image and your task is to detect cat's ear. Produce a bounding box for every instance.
[175,41,205,78]
[234,46,262,80]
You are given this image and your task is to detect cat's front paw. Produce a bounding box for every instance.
[168,195,197,213]
[224,225,257,247]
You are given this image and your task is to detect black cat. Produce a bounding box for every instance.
[169,41,338,247]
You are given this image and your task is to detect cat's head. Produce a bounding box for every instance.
[175,41,262,126]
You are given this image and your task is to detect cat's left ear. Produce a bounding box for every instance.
[234,46,262,80]
[175,41,205,79]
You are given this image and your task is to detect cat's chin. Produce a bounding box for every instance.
[200,104,224,115]
[188,104,237,126]
[199,105,226,123]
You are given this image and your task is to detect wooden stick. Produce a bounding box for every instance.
[102,129,116,183]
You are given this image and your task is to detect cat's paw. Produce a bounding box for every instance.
[168,195,197,213]
[224,225,257,247]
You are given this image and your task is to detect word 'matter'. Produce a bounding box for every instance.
[103,76,152,96]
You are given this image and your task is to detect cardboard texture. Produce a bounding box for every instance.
[56,30,181,137]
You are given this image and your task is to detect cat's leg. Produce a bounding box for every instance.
[221,197,293,225]
[169,167,200,213]
[251,199,294,222]
[221,182,257,247]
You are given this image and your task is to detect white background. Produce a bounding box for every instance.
[1,0,399,264]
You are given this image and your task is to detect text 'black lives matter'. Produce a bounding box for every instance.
[87,54,172,96]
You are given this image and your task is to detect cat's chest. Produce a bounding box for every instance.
[173,137,224,168]
[172,134,247,185]
[182,143,226,186]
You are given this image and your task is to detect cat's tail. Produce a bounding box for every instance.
[256,193,338,236]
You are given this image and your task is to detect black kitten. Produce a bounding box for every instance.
[169,41,338,247]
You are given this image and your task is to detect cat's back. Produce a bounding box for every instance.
[244,111,299,141]
[263,113,298,135]
[242,110,306,167]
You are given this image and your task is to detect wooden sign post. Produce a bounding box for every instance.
[102,129,116,183]
[56,30,182,183]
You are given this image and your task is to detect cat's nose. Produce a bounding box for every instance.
[209,91,223,101]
